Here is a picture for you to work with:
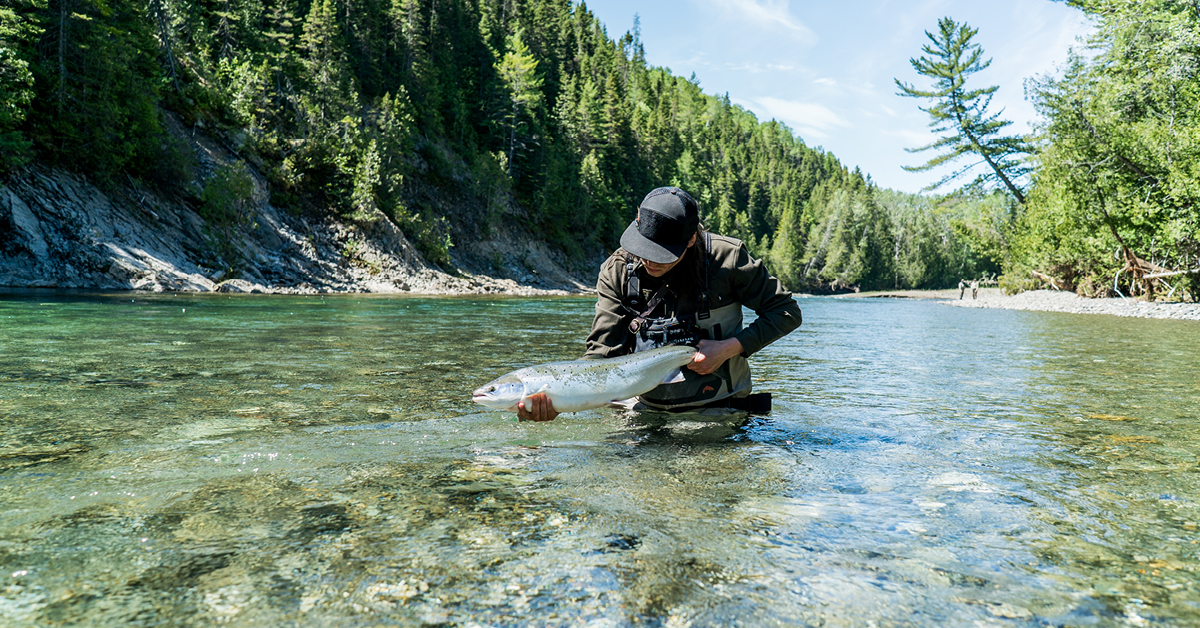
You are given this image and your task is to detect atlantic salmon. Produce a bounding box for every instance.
[471,345,696,413]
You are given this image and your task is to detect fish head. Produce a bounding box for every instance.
[471,374,525,411]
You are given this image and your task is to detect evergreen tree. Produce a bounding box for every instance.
[27,0,169,179]
[0,0,43,170]
[301,0,354,125]
[497,27,542,180]
[896,17,1030,203]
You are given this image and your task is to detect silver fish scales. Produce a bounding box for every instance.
[471,345,696,413]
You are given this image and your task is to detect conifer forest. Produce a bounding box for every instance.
[1,0,1197,297]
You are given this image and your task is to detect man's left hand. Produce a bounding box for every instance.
[688,338,744,375]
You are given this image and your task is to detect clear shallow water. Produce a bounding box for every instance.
[1,290,1199,627]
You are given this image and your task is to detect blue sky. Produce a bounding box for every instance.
[582,0,1094,194]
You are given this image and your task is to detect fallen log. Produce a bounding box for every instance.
[1114,246,1172,298]
[1144,268,1200,279]
[1031,270,1061,291]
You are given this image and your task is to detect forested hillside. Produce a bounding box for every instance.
[0,0,1008,293]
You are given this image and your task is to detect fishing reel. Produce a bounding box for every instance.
[631,316,703,353]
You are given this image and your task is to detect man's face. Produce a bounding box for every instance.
[640,257,682,277]
[639,233,697,277]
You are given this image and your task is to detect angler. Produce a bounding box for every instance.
[519,186,802,421]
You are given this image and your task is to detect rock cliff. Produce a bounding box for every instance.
[0,142,594,296]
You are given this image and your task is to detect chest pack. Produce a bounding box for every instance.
[617,234,763,412]
[627,288,700,352]
[622,235,712,353]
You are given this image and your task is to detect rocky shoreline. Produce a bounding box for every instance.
[945,288,1200,321]
[5,151,1194,315]
[857,288,1200,322]
[1,158,595,298]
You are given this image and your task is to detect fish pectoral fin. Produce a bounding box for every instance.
[522,384,550,403]
[660,368,685,385]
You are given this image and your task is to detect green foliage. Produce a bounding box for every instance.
[21,0,169,179]
[0,0,44,171]
[809,185,893,290]
[200,160,255,269]
[497,28,543,180]
[9,0,998,293]
[1016,0,1200,298]
[201,161,255,226]
[896,17,1031,202]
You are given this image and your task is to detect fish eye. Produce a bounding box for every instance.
[488,386,496,392]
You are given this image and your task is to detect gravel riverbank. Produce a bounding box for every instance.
[853,288,1200,321]
[944,288,1200,321]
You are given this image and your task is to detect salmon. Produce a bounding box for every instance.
[471,345,696,413]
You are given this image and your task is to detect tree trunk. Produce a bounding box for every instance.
[149,0,181,93]
[951,96,1026,204]
[57,0,67,109]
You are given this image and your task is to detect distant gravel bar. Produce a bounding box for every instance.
[944,289,1200,321]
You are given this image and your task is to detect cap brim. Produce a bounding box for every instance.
[620,220,687,264]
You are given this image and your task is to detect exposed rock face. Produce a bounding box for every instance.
[0,165,593,295]
[1,167,215,291]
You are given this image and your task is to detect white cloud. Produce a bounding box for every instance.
[886,128,933,146]
[747,96,850,140]
[724,62,797,73]
[701,0,817,43]
[814,77,837,86]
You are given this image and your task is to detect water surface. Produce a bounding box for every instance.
[2,291,1199,626]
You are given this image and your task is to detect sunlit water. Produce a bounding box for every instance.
[2,291,1199,627]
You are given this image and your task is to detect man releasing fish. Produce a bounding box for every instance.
[479,185,800,420]
[472,345,696,413]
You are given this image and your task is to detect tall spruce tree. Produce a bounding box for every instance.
[497,27,542,180]
[895,17,1029,203]
[0,0,43,169]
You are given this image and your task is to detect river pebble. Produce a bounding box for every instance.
[944,289,1200,321]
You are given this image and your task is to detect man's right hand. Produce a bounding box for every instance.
[517,392,559,421]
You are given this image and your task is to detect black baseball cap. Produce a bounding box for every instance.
[619,187,700,264]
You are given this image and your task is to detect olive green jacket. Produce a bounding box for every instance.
[583,233,802,408]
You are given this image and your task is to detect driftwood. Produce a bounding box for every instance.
[1113,245,1172,298]
[1030,270,1061,291]
[1144,268,1200,279]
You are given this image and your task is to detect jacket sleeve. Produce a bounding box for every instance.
[729,244,803,356]
[583,255,632,359]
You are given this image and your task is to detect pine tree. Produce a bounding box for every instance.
[895,17,1030,203]
[0,0,44,169]
[301,0,354,125]
[497,27,543,179]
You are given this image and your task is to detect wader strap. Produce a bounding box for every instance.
[697,231,713,320]
[629,283,674,333]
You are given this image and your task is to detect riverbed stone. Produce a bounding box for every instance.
[944,289,1200,321]
[215,279,268,293]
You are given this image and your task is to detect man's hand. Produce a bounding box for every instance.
[517,392,559,421]
[689,338,744,375]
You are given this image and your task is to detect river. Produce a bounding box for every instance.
[1,291,1198,627]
